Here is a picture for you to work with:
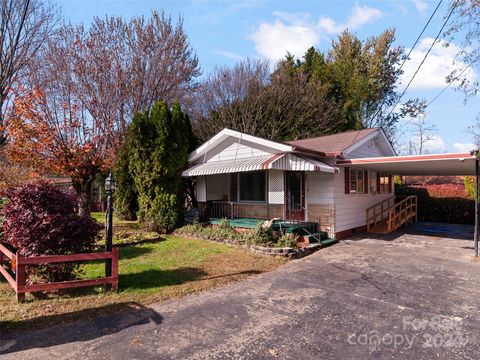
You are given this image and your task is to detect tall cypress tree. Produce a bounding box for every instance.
[124,100,192,232]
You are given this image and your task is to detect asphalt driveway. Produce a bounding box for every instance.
[2,224,480,359]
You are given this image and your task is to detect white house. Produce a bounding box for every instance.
[182,128,401,239]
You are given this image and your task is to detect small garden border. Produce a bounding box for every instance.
[173,231,328,259]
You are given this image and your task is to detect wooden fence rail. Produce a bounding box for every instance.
[0,244,119,302]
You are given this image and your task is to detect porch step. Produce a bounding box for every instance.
[319,238,338,247]
[303,232,329,244]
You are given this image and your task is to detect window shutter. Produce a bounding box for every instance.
[344,167,350,194]
[376,173,381,193]
[364,170,368,194]
[388,174,393,193]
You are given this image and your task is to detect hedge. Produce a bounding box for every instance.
[396,184,474,225]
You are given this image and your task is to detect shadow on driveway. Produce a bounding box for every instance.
[0,302,163,355]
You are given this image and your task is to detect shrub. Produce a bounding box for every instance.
[114,140,138,220]
[1,181,101,283]
[276,232,298,248]
[244,223,276,246]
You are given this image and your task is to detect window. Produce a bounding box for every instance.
[239,171,266,202]
[378,174,391,193]
[349,169,366,194]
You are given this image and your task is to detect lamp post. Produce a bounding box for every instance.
[104,170,116,289]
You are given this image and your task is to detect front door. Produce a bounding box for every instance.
[285,171,305,220]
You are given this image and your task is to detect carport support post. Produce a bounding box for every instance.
[475,158,479,257]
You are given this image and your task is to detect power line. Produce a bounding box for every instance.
[345,0,445,151]
[426,57,478,107]
[386,0,459,121]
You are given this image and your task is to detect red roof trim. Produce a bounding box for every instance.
[261,153,284,169]
[336,153,474,165]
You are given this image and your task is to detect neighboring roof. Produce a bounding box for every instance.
[337,153,477,176]
[286,128,381,155]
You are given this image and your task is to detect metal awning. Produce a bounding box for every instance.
[182,153,337,176]
[337,153,477,175]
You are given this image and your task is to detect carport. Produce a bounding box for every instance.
[337,151,480,256]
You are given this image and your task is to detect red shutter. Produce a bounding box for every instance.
[376,173,381,193]
[344,167,350,194]
[364,170,368,194]
[388,174,393,193]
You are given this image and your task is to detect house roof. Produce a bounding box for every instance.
[286,128,380,155]
[188,127,395,163]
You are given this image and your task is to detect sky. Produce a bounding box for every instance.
[54,0,480,154]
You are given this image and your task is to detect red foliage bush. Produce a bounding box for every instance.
[409,184,470,199]
[1,180,102,282]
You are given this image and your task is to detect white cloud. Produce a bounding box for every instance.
[249,19,320,61]
[453,142,476,153]
[213,50,244,61]
[318,4,383,34]
[250,4,383,61]
[412,0,429,12]
[423,135,446,153]
[399,38,477,90]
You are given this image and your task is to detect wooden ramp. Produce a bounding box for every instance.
[366,195,417,234]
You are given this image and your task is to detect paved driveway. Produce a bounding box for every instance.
[2,225,480,359]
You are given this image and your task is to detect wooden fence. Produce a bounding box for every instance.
[0,243,118,302]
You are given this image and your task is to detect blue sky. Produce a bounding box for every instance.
[55,0,480,153]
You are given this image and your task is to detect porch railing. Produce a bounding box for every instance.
[366,195,417,233]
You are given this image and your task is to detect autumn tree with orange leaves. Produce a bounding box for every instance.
[6,87,117,216]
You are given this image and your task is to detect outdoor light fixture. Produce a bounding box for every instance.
[104,171,116,193]
[104,170,115,289]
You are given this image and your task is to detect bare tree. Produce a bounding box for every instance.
[0,0,57,140]
[191,58,339,142]
[30,11,200,137]
[406,113,439,155]
[9,11,200,215]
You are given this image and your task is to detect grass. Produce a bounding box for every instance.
[0,217,285,332]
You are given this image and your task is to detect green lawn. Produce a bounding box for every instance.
[0,235,284,332]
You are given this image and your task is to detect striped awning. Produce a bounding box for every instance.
[182,153,337,176]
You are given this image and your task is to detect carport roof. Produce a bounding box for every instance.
[337,152,478,175]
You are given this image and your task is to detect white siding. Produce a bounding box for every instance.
[197,176,206,202]
[268,170,284,204]
[346,138,384,159]
[203,137,272,163]
[305,173,334,205]
[334,168,392,233]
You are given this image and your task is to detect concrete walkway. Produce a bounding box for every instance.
[2,227,480,359]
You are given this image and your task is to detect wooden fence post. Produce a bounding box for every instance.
[15,252,26,302]
[111,247,119,292]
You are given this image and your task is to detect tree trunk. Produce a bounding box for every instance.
[72,177,93,217]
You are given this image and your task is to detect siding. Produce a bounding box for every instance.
[203,137,272,163]
[334,168,392,233]
[305,173,336,237]
[346,139,385,159]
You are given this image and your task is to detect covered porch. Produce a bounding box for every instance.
[183,153,338,224]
